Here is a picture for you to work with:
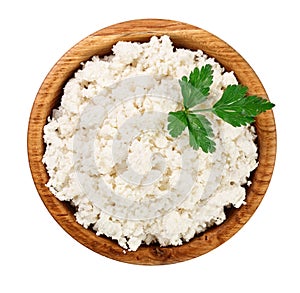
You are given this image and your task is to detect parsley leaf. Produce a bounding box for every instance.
[186,113,216,153]
[212,85,275,127]
[167,111,215,153]
[180,65,214,109]
[167,111,188,137]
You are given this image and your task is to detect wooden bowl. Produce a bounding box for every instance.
[27,19,276,265]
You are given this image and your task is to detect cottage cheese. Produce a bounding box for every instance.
[43,36,258,251]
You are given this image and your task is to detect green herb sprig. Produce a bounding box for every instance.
[167,65,275,153]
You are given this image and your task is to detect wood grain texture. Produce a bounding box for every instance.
[27,19,276,265]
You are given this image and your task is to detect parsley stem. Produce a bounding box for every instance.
[189,108,212,113]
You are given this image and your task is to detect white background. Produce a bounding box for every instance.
[1,0,299,292]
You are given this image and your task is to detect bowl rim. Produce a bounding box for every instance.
[27,18,276,265]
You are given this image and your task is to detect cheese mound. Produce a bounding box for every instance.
[43,36,258,251]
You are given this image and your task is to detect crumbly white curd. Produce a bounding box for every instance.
[43,36,258,251]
